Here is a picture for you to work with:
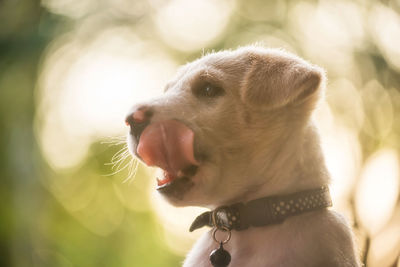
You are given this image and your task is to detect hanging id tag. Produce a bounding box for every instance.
[209,227,231,267]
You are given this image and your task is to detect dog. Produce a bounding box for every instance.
[125,46,360,267]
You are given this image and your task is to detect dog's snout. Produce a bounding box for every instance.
[125,106,153,125]
[125,106,153,140]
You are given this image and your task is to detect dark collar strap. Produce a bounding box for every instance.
[189,186,332,232]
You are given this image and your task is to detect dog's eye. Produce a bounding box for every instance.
[194,82,224,98]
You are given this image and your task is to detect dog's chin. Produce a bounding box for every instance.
[157,178,205,207]
[157,177,195,206]
[155,165,198,203]
[158,171,231,208]
[155,166,218,207]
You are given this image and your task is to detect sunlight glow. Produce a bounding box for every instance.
[154,0,234,51]
[361,80,393,140]
[315,103,362,205]
[369,3,400,71]
[327,79,364,133]
[224,26,297,54]
[356,149,400,236]
[236,1,287,22]
[289,1,364,74]
[368,217,400,267]
[36,27,177,170]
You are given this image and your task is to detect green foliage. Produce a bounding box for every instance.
[1,0,400,266]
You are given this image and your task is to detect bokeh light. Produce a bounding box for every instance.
[356,149,399,236]
[154,0,234,52]
[36,27,176,169]
[369,3,400,72]
[1,0,400,266]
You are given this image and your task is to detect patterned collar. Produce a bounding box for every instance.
[189,186,332,232]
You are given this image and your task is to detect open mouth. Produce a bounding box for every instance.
[156,165,198,199]
[156,165,198,189]
[135,119,200,195]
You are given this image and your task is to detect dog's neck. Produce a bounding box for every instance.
[238,122,330,205]
[190,186,332,232]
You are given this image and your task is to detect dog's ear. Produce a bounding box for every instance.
[241,51,325,110]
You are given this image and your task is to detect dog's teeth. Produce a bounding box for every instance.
[157,177,167,186]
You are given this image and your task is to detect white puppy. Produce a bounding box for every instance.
[126,46,360,267]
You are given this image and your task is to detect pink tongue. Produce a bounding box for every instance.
[137,120,198,177]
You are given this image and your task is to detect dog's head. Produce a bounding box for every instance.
[126,47,325,207]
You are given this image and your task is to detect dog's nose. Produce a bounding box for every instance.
[125,106,153,139]
[125,106,153,125]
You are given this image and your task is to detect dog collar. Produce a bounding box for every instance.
[189,186,332,232]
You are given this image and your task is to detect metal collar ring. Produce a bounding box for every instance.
[212,226,231,244]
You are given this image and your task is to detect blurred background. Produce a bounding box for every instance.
[1,0,400,266]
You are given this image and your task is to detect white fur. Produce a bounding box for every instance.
[127,46,361,266]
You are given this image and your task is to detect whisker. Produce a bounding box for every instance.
[113,152,131,171]
[104,139,141,183]
[123,158,136,184]
[106,149,130,170]
[134,160,140,181]
[110,148,129,164]
[101,135,127,146]
[110,146,129,162]
[103,157,132,177]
